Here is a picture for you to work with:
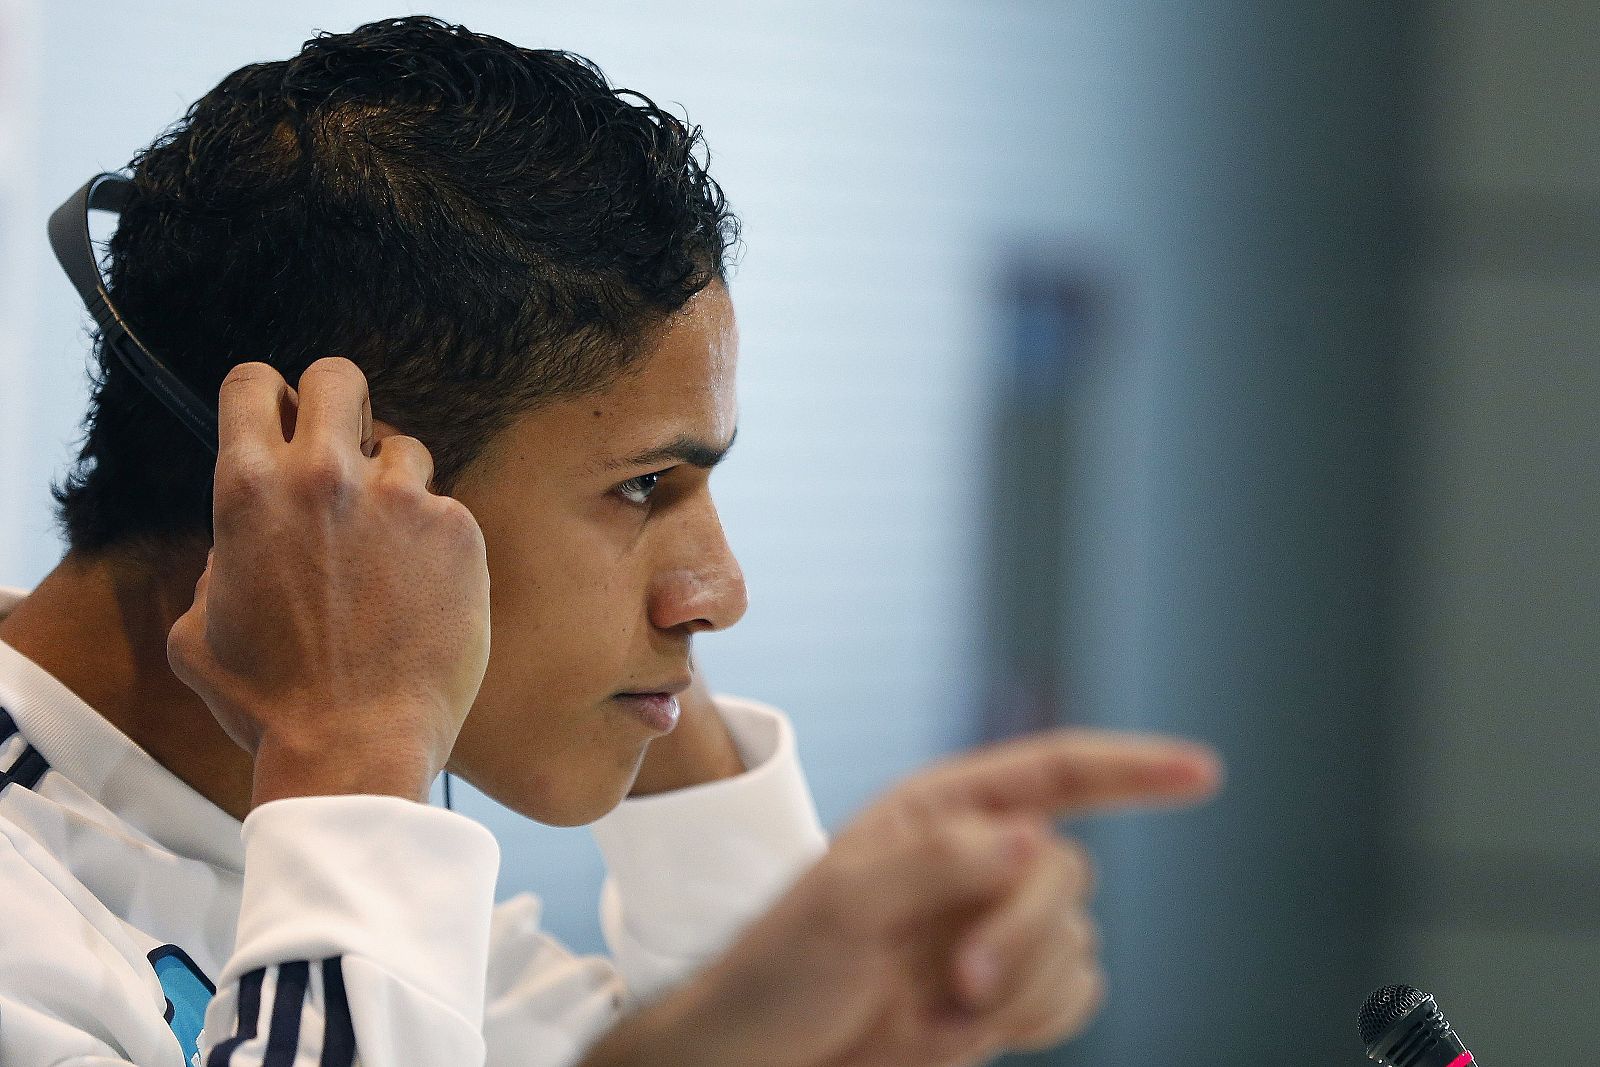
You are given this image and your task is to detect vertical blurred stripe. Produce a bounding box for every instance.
[977,272,1105,746]
[0,0,35,578]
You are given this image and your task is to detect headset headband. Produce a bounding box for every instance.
[48,174,220,455]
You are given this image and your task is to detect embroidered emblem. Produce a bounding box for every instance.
[148,945,215,1064]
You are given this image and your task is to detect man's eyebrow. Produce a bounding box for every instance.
[601,427,738,472]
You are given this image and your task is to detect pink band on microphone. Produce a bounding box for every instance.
[1445,1054,1473,1067]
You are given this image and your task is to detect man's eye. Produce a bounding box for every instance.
[617,471,662,505]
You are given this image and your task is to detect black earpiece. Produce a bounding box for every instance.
[48,174,219,454]
[50,178,459,816]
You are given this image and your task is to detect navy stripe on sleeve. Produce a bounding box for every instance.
[0,740,49,794]
[0,708,50,794]
[207,967,267,1067]
[262,961,310,1066]
[319,958,356,1067]
[5,747,47,790]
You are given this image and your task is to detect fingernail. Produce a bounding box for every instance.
[1178,749,1226,790]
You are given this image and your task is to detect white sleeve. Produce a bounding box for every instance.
[588,696,829,1003]
[198,795,500,1067]
[0,795,499,1067]
[476,698,830,1067]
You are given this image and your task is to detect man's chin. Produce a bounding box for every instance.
[485,750,648,828]
[523,791,628,827]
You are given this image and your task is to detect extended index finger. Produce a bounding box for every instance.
[911,728,1224,819]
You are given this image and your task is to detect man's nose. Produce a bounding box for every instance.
[649,508,748,634]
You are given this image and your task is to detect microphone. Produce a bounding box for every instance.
[1359,985,1476,1066]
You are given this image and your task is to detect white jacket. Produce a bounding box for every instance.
[0,586,830,1067]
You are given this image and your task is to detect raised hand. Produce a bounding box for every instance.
[166,357,491,809]
[593,728,1222,1067]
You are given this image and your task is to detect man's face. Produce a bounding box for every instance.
[445,280,746,825]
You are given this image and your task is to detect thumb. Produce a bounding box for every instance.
[167,550,214,685]
[191,550,215,625]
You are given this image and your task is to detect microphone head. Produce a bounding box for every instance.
[1358,985,1470,1066]
[1359,985,1430,1048]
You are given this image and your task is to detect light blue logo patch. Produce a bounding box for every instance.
[149,945,215,1065]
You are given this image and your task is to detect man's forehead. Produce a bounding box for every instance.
[503,280,738,476]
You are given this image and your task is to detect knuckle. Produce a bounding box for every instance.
[384,434,436,472]
[435,499,485,548]
[214,458,275,513]
[370,471,423,509]
[292,453,355,504]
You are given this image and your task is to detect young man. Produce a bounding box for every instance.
[0,17,1221,1067]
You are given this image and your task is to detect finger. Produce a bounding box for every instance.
[826,1016,999,1067]
[935,943,1084,1057]
[292,357,371,453]
[194,550,213,601]
[845,811,1049,934]
[966,908,1098,1040]
[217,362,295,457]
[189,551,214,639]
[910,728,1224,819]
[166,559,212,691]
[1004,955,1105,1052]
[371,432,436,493]
[844,1013,1004,1067]
[952,841,1094,1009]
[367,417,403,460]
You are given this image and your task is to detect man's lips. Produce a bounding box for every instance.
[612,689,684,733]
[614,677,692,699]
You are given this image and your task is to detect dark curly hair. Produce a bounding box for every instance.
[53,15,738,559]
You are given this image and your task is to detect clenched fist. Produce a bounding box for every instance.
[165,357,491,809]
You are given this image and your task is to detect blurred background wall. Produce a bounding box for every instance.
[0,2,1594,1064]
[1390,1,1600,1061]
